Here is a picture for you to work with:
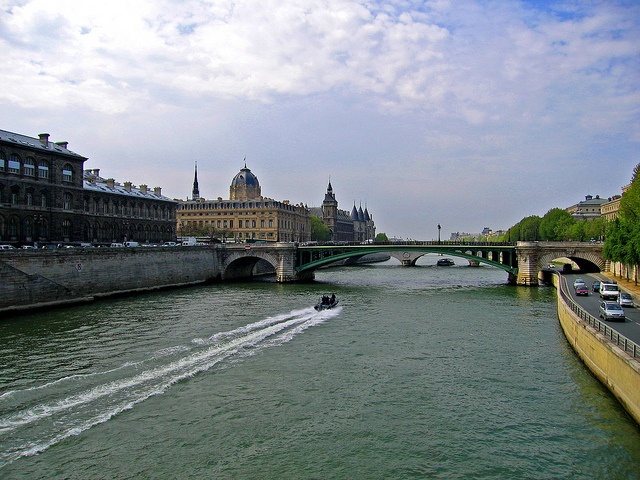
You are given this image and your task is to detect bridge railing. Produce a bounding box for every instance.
[559,276,640,359]
[300,240,516,247]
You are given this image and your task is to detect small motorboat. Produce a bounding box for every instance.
[436,258,455,266]
[314,295,338,311]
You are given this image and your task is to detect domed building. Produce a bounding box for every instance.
[177,163,311,243]
[230,163,261,201]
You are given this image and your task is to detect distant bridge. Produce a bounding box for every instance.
[220,241,606,285]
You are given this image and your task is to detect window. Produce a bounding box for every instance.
[0,152,5,172]
[24,219,32,237]
[38,161,49,179]
[8,217,18,236]
[63,193,72,210]
[26,189,33,206]
[261,220,265,228]
[8,154,20,174]
[62,219,72,237]
[62,164,73,183]
[40,191,47,207]
[24,157,35,176]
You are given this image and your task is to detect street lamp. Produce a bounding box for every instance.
[122,221,129,243]
[33,214,44,245]
[437,223,441,243]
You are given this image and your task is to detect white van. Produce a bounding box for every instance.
[123,241,139,247]
[110,242,124,248]
[599,283,620,300]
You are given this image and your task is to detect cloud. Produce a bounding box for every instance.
[1,0,638,236]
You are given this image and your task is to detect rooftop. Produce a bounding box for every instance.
[0,129,86,159]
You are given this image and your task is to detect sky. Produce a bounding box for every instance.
[1,0,639,240]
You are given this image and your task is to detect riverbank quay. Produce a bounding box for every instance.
[0,246,223,317]
[554,274,640,426]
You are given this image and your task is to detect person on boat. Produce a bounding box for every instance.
[330,293,336,305]
[321,295,329,305]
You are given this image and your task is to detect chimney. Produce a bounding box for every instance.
[124,181,132,192]
[106,178,115,189]
[154,187,162,195]
[38,133,50,146]
[92,169,100,176]
[140,184,148,194]
[55,141,68,149]
[585,195,593,200]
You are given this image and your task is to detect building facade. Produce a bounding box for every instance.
[311,181,376,243]
[177,165,311,243]
[566,194,608,220]
[601,184,630,221]
[0,129,176,245]
[82,169,177,244]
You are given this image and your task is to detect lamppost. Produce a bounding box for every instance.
[33,214,44,246]
[122,221,129,243]
[437,223,441,243]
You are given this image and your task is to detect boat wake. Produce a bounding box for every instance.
[0,306,340,467]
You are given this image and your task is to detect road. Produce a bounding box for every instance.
[562,272,640,345]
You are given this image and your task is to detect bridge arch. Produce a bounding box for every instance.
[537,250,604,273]
[222,251,279,280]
[296,245,518,280]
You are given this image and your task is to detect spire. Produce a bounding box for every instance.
[351,202,359,220]
[324,177,336,203]
[192,162,200,200]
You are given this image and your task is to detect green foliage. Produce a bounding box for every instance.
[619,163,640,221]
[603,163,640,275]
[539,208,575,240]
[375,232,389,242]
[310,215,331,241]
[508,215,541,241]
[505,207,609,242]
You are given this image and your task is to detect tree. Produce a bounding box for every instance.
[620,163,640,221]
[539,208,575,240]
[375,232,389,242]
[310,215,331,242]
[603,163,640,282]
[510,215,541,241]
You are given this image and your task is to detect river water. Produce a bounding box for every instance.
[1,258,639,479]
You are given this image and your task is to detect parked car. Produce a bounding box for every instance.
[619,292,634,307]
[592,281,601,292]
[599,283,620,300]
[573,278,586,288]
[575,285,589,296]
[0,244,15,250]
[599,301,625,321]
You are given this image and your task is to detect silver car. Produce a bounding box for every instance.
[599,301,625,321]
[619,292,634,307]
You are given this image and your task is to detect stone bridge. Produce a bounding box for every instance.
[0,241,608,313]
[221,241,606,285]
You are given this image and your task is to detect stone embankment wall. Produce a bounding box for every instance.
[0,247,222,315]
[554,275,640,426]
